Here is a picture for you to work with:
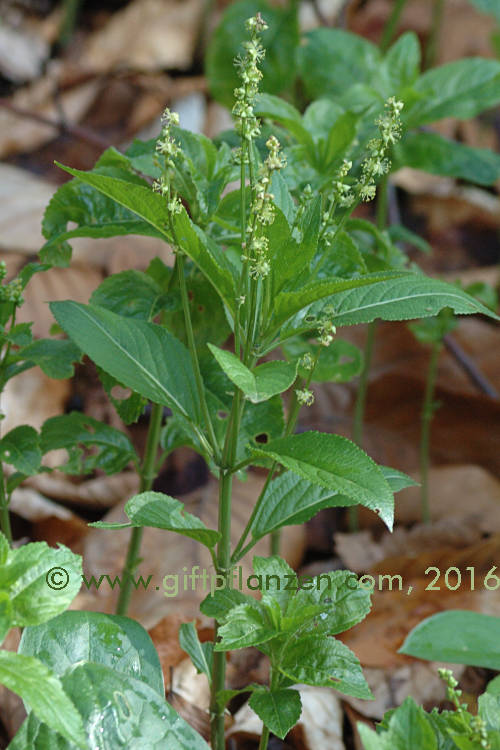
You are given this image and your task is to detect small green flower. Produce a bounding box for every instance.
[296,388,315,406]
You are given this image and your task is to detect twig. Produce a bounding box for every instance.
[443,333,499,399]
[0,98,109,150]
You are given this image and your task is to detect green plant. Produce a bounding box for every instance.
[22,13,499,749]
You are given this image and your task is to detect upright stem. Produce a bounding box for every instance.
[380,0,409,51]
[115,401,163,616]
[0,462,12,545]
[350,175,388,531]
[257,666,278,750]
[424,0,445,70]
[420,342,441,524]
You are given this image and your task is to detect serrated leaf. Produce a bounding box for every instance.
[253,432,394,530]
[50,302,201,425]
[40,412,137,475]
[98,369,147,425]
[90,270,166,321]
[214,602,276,651]
[0,541,82,627]
[358,697,438,750]
[17,339,82,379]
[0,591,12,645]
[395,131,500,185]
[0,652,86,749]
[9,662,211,750]
[380,466,418,492]
[406,57,500,126]
[279,634,372,699]
[399,611,500,669]
[249,688,301,739]
[253,555,297,614]
[208,344,296,403]
[254,93,312,146]
[20,610,164,695]
[200,588,249,621]
[0,425,41,475]
[93,491,220,549]
[179,622,213,683]
[383,32,421,91]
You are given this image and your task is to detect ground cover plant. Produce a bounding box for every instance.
[1,2,500,750]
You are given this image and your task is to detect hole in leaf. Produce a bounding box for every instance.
[110,385,132,400]
[217,411,228,420]
[188,290,194,301]
[255,433,268,444]
[198,305,204,312]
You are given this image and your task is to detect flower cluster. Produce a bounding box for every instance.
[438,669,489,748]
[321,160,354,247]
[317,306,336,347]
[232,13,268,148]
[0,264,23,305]
[295,388,314,406]
[153,108,182,216]
[358,97,403,202]
[245,135,285,279]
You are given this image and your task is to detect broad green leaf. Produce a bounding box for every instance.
[279,634,372,699]
[41,412,137,475]
[0,541,82,627]
[0,590,12,644]
[164,269,230,347]
[214,602,276,650]
[383,32,421,92]
[358,697,437,750]
[267,201,321,294]
[399,610,500,668]
[249,688,301,739]
[253,431,394,530]
[0,652,86,749]
[380,466,418,492]
[50,302,201,424]
[208,344,296,403]
[283,570,372,636]
[10,662,211,750]
[406,58,500,126]
[480,692,500,731]
[321,273,499,328]
[0,425,41,475]
[321,111,358,172]
[98,369,147,425]
[271,271,409,332]
[179,622,213,683]
[249,471,349,542]
[206,0,299,108]
[253,555,297,614]
[90,270,166,321]
[20,610,164,695]
[200,588,248,621]
[92,491,220,549]
[254,93,313,146]
[297,29,381,100]
[469,0,500,21]
[16,339,82,379]
[487,675,500,696]
[395,131,500,185]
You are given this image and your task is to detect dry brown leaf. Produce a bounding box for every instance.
[0,23,49,83]
[82,474,306,628]
[288,685,345,750]
[79,0,204,74]
[2,367,69,436]
[0,628,25,737]
[21,470,140,510]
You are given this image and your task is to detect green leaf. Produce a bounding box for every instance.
[322,273,499,328]
[214,601,276,650]
[254,93,313,146]
[253,555,297,613]
[41,412,137,475]
[406,57,500,126]
[283,338,363,383]
[469,0,500,22]
[0,652,86,749]
[16,339,82,379]
[0,425,41,475]
[383,32,421,92]
[206,0,299,108]
[395,131,500,185]
[20,610,164,695]
[399,611,500,668]
[249,471,348,542]
[199,588,248,621]
[208,344,296,403]
[90,270,166,321]
[279,634,372,699]
[50,301,201,424]
[0,541,82,627]
[10,662,211,750]
[358,697,437,750]
[253,431,394,530]
[93,491,220,549]
[98,369,147,425]
[249,688,301,739]
[0,590,12,645]
[297,29,381,100]
[179,622,213,683]
[380,466,418,492]
[267,201,321,295]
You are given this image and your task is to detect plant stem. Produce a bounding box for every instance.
[176,253,220,461]
[424,0,445,70]
[257,666,278,750]
[420,341,441,524]
[0,462,12,545]
[349,319,377,531]
[380,0,409,51]
[115,401,163,616]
